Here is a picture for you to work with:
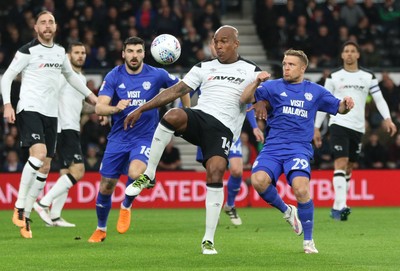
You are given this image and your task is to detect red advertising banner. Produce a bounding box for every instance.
[1,170,399,209]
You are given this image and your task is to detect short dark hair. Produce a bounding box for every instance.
[341,41,360,53]
[67,41,84,53]
[123,36,145,51]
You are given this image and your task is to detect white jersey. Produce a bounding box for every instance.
[323,67,381,133]
[58,71,86,132]
[183,57,260,141]
[3,39,84,117]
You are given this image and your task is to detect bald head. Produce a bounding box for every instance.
[213,25,240,64]
[215,25,239,40]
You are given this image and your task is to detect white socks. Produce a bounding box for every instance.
[50,191,69,219]
[333,170,347,210]
[202,186,224,244]
[144,123,174,180]
[40,174,74,206]
[25,172,48,218]
[15,157,43,209]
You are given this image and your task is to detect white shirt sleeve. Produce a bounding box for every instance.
[62,55,92,97]
[314,78,334,128]
[371,90,391,120]
[1,51,30,104]
[314,111,327,128]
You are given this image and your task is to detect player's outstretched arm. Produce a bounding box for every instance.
[124,81,192,129]
[248,100,270,120]
[95,95,131,116]
[240,71,270,104]
[313,128,322,148]
[338,96,354,114]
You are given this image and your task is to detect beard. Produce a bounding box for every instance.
[37,31,54,43]
[125,58,142,72]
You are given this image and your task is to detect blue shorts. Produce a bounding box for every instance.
[100,138,151,179]
[252,145,311,186]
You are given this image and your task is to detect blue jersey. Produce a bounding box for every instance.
[99,64,179,143]
[256,79,340,155]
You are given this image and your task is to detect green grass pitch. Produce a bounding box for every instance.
[1,207,399,271]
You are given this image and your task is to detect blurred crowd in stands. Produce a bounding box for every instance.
[254,0,400,71]
[1,0,400,172]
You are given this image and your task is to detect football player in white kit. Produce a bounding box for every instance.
[124,25,270,254]
[1,11,97,238]
[314,41,397,221]
[33,42,101,227]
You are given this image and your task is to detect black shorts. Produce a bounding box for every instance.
[57,129,84,169]
[177,108,233,166]
[17,110,57,158]
[329,124,363,162]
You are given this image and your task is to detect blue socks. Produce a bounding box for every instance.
[122,178,136,208]
[226,175,242,207]
[259,185,288,213]
[298,199,314,240]
[96,192,112,228]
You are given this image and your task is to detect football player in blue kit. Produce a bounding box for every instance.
[241,49,355,254]
[88,36,189,242]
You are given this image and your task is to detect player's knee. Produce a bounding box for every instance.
[39,163,51,174]
[251,172,268,192]
[72,171,84,181]
[163,108,187,130]
[292,185,309,202]
[229,167,242,178]
[99,177,117,194]
[70,164,85,181]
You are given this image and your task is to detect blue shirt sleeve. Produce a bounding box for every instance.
[246,104,258,129]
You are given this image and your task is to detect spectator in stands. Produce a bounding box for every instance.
[158,139,182,171]
[290,25,312,56]
[379,0,400,38]
[387,133,400,169]
[353,17,374,46]
[81,113,110,156]
[279,0,300,31]
[361,0,382,28]
[104,6,122,35]
[316,68,331,86]
[307,8,326,37]
[84,143,102,171]
[361,132,387,169]
[2,150,24,172]
[196,3,221,34]
[268,16,290,61]
[156,4,182,37]
[360,41,381,67]
[7,0,28,31]
[181,25,203,67]
[0,133,21,166]
[91,46,112,69]
[20,11,36,44]
[312,25,337,67]
[340,0,366,33]
[379,72,400,118]
[135,0,157,40]
[304,0,317,22]
[253,0,278,53]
